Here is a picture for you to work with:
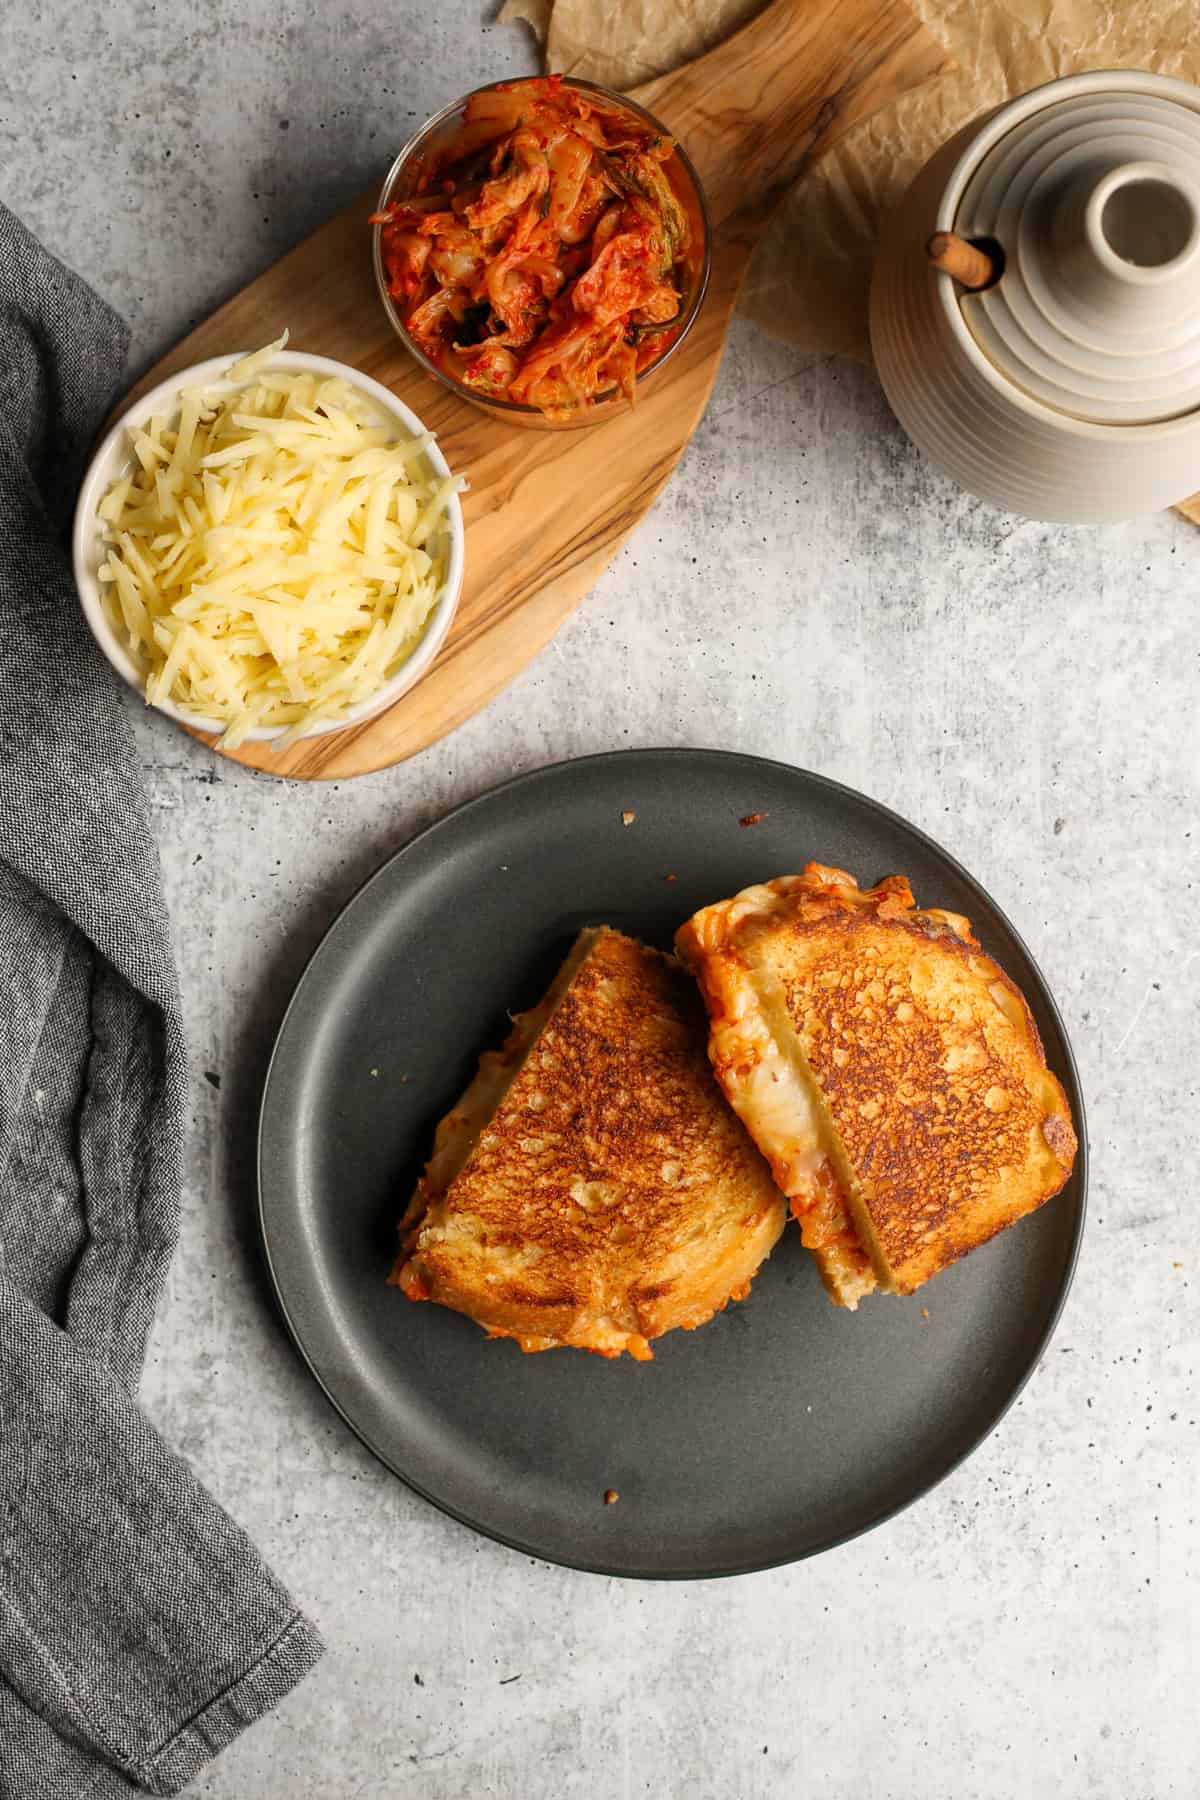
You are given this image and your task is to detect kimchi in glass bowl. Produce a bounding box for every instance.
[371,77,711,430]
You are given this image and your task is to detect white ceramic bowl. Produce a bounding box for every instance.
[870,71,1200,522]
[72,349,465,742]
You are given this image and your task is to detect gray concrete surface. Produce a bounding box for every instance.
[3,4,1197,1796]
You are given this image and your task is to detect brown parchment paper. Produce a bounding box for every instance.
[501,0,1200,518]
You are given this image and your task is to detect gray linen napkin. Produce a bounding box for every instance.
[0,204,323,1796]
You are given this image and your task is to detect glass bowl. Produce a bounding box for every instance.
[372,77,712,431]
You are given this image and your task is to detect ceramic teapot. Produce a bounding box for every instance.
[870,71,1200,522]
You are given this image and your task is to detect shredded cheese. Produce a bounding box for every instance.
[96,334,463,748]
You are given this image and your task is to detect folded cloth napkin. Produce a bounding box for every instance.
[0,204,322,1797]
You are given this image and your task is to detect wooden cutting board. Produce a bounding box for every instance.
[119,0,949,779]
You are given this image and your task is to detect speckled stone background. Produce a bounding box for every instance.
[3,4,1197,1795]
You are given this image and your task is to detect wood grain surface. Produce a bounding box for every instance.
[117,0,949,779]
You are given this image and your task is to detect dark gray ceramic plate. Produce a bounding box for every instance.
[259,750,1086,1579]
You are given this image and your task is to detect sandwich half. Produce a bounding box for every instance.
[676,864,1078,1308]
[391,926,786,1358]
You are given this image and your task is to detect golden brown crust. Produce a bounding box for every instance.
[392,927,786,1357]
[677,864,1078,1303]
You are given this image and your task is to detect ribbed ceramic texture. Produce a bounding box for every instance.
[870,72,1200,522]
[959,91,1200,424]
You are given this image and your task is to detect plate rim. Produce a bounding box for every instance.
[257,747,1090,1580]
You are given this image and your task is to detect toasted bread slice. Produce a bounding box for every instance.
[676,865,1078,1307]
[391,926,786,1358]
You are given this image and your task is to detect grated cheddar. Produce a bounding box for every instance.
[95,335,463,748]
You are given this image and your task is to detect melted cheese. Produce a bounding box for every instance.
[706,967,829,1190]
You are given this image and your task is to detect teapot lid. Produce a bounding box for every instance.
[954,83,1200,425]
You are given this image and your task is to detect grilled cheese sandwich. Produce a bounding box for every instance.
[392,926,786,1357]
[677,864,1078,1307]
